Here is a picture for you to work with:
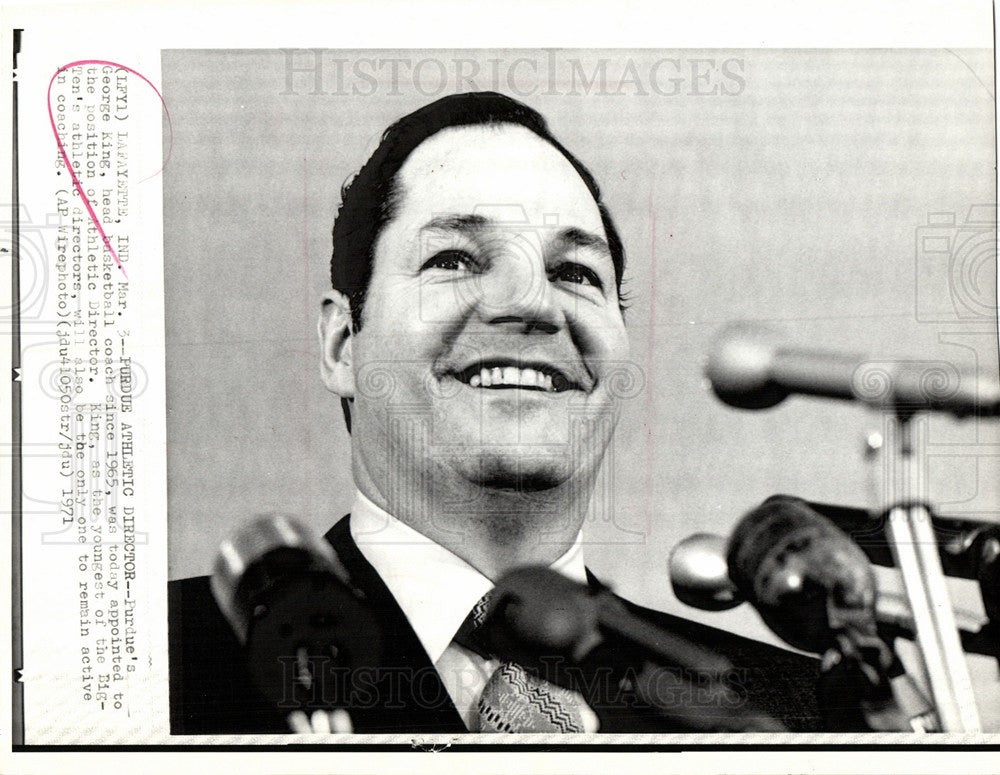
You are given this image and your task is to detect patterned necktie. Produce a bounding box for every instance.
[454,592,586,733]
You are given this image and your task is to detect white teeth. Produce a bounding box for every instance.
[467,365,562,391]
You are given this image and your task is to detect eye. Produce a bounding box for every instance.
[551,262,603,290]
[420,249,475,273]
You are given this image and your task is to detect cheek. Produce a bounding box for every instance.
[369,268,477,331]
[572,307,629,361]
[604,315,630,357]
[409,279,479,327]
[353,286,467,381]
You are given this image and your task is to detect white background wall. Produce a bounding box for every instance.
[162,49,997,655]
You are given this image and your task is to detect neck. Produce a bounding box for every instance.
[355,464,593,581]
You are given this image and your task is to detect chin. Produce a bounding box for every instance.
[459,449,573,493]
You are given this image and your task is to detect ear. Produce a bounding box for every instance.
[318,289,355,398]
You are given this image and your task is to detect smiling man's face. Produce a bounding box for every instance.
[346,123,629,502]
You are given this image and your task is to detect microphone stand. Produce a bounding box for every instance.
[872,413,982,732]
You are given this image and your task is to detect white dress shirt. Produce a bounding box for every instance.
[349,490,598,731]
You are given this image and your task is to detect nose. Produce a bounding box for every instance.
[475,240,560,334]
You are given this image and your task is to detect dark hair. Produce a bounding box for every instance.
[330,91,626,332]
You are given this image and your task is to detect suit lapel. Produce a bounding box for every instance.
[324,515,468,733]
[323,517,821,733]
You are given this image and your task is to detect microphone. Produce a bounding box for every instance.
[669,498,998,654]
[480,566,732,673]
[771,499,1000,585]
[722,496,925,730]
[478,566,787,731]
[211,515,382,711]
[704,323,1000,418]
[724,496,880,654]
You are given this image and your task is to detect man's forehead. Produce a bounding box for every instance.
[391,124,605,230]
[419,212,612,259]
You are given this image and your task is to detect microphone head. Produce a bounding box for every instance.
[726,496,877,653]
[669,533,744,611]
[211,515,382,707]
[481,566,604,666]
[704,323,789,410]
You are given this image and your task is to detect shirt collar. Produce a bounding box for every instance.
[349,490,587,664]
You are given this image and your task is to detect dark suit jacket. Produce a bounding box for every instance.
[169,515,826,734]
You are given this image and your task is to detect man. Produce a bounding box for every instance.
[170,92,825,734]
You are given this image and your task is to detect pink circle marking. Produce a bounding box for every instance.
[47,60,173,279]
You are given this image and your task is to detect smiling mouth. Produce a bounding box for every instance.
[450,361,578,393]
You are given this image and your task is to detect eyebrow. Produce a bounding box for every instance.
[420,213,491,235]
[420,214,610,256]
[555,226,611,257]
